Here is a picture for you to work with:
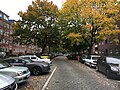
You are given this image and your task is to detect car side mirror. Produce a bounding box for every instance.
[102,60,106,63]
[22,61,26,64]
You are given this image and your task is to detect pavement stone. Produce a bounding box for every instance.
[46,56,120,90]
[17,56,120,90]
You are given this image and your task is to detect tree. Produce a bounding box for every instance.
[58,0,120,54]
[13,0,59,54]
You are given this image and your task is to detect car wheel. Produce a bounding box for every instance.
[84,61,86,65]
[89,63,92,68]
[106,69,111,78]
[32,66,42,76]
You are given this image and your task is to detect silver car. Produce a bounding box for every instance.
[0,74,17,90]
[19,55,52,65]
[0,60,30,83]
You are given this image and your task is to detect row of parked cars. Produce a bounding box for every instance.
[0,54,52,90]
[67,54,120,80]
[82,55,120,79]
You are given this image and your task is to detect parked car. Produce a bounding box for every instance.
[5,57,51,76]
[83,55,101,67]
[0,60,30,83]
[67,54,81,60]
[96,56,120,79]
[79,54,88,63]
[0,74,17,90]
[19,55,52,65]
[0,52,6,58]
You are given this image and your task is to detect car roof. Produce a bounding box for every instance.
[90,55,101,57]
[19,55,36,57]
[106,57,120,64]
[5,57,25,60]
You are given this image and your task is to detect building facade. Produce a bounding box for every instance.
[0,10,41,56]
[98,21,120,56]
[0,10,10,55]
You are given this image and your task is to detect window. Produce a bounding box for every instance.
[31,57,37,59]
[3,15,8,21]
[0,13,2,18]
[7,59,14,63]
[105,39,108,44]
[0,21,3,26]
[23,57,30,59]
[15,59,22,63]
[0,29,3,35]
[86,56,91,59]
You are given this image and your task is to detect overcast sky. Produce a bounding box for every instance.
[0,0,65,20]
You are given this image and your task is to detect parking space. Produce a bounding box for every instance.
[18,65,55,90]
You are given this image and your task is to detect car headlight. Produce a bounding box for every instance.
[43,64,48,67]
[111,67,119,72]
[17,71,23,76]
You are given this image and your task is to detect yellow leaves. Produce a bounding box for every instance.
[111,30,120,35]
[97,29,120,43]
[98,30,112,36]
[83,32,92,38]
[84,24,92,29]
[103,17,111,22]
[81,7,92,18]
[67,32,81,45]
[67,32,80,38]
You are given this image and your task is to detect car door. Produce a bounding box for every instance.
[100,57,107,73]
[86,55,91,65]
[12,59,24,66]
[6,59,14,64]
[85,56,91,65]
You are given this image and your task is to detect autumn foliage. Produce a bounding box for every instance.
[58,0,120,53]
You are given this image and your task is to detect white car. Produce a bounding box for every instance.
[83,55,101,67]
[0,74,17,90]
[19,55,52,65]
[0,60,30,83]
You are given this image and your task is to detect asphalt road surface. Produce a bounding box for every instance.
[46,56,120,90]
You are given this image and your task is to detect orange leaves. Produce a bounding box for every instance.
[81,7,92,18]
[84,24,92,29]
[59,0,120,46]
[103,17,111,22]
[67,32,80,38]
[95,29,120,43]
[67,32,83,44]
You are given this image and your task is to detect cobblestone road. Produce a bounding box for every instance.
[46,56,120,90]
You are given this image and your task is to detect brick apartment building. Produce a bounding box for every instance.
[0,10,41,56]
[98,21,120,56]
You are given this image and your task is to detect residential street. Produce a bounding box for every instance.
[18,56,120,90]
[46,56,120,90]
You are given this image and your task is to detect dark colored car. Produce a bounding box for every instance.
[5,57,51,76]
[67,54,82,61]
[96,56,120,79]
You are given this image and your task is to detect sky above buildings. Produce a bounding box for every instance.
[0,0,65,20]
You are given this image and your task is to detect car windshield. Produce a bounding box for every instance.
[0,61,11,69]
[106,57,120,64]
[92,57,100,60]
